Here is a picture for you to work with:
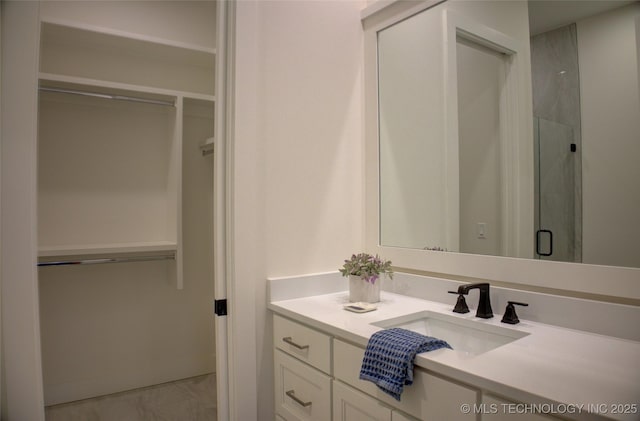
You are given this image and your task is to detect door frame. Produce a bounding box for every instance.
[443,9,526,258]
[1,2,46,420]
[214,2,233,419]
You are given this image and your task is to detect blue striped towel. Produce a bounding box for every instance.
[359,328,452,400]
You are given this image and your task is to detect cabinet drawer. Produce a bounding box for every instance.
[334,339,477,420]
[274,350,331,421]
[274,315,331,374]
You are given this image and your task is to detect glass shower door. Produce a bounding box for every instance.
[534,117,580,262]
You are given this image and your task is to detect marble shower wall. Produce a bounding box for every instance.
[530,24,582,262]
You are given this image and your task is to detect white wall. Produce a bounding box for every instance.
[578,3,640,268]
[233,1,365,418]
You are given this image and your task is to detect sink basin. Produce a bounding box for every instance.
[372,311,529,356]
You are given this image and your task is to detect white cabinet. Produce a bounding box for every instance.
[333,380,392,421]
[274,350,331,421]
[333,380,421,421]
[392,411,419,421]
[273,315,332,420]
[273,314,478,421]
[274,315,331,374]
[334,339,477,420]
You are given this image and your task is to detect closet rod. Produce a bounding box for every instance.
[37,254,174,267]
[39,86,175,107]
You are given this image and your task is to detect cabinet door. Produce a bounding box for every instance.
[392,411,420,421]
[481,395,557,421]
[333,380,392,421]
[334,339,477,420]
[274,350,331,421]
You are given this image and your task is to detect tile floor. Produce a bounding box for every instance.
[45,373,217,421]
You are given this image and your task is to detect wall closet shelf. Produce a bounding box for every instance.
[39,86,175,107]
[38,241,178,258]
[39,73,216,104]
[40,18,217,59]
[40,20,216,95]
[37,254,174,268]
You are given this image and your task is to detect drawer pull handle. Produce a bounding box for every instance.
[286,389,312,407]
[282,337,309,350]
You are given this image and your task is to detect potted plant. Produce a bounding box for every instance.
[339,253,393,303]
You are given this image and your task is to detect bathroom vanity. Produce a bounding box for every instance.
[269,274,640,421]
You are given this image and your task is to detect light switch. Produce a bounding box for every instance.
[477,223,487,239]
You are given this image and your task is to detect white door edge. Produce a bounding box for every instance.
[213,1,233,419]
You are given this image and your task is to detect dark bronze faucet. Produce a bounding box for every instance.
[457,283,493,318]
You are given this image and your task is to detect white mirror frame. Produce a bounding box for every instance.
[363,0,640,302]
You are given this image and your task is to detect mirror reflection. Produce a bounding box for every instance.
[378,0,640,269]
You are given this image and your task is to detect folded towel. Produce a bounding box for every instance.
[359,328,452,400]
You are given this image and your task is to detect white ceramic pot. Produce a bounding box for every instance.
[349,275,380,303]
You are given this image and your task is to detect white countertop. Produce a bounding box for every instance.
[269,290,640,421]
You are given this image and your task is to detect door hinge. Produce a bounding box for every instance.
[214,299,228,316]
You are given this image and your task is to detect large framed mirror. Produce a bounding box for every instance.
[363,0,640,301]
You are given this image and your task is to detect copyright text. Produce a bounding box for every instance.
[459,403,639,416]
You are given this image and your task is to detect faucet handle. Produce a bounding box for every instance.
[501,301,528,324]
[448,291,470,314]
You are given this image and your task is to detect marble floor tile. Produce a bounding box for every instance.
[45,374,217,421]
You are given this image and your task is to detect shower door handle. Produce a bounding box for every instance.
[536,229,553,256]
